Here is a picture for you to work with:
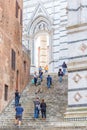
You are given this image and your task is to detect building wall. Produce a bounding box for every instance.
[0,0,30,112]
[65,0,87,120]
[22,0,68,73]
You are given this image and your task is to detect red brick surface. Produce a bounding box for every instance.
[0,0,30,112]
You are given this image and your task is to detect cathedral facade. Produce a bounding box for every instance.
[23,0,87,121]
[23,0,68,73]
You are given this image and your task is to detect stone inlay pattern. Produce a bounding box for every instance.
[80,43,87,52]
[73,73,82,83]
[74,92,82,102]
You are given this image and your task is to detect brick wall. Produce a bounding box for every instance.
[0,0,30,112]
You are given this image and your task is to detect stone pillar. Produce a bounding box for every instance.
[38,47,40,67]
[40,35,47,68]
[65,0,87,121]
[80,0,87,23]
[29,36,36,74]
[49,31,54,72]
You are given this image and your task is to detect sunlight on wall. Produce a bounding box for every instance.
[34,34,49,70]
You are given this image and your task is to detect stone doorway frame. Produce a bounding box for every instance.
[33,32,50,71]
[27,15,53,73]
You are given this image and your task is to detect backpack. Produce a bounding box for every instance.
[36,104,41,110]
[31,79,34,84]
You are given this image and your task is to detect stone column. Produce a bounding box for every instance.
[48,30,54,72]
[40,35,47,68]
[38,47,40,67]
[29,36,36,74]
[65,0,87,121]
[80,0,87,23]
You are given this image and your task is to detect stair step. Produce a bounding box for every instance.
[0,74,68,129]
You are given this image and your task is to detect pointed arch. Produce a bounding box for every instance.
[26,2,54,73]
[27,1,53,35]
[28,15,52,36]
[30,1,51,21]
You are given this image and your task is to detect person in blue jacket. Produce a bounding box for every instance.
[33,97,40,119]
[47,75,52,88]
[15,103,24,128]
[15,90,20,106]
[62,61,67,75]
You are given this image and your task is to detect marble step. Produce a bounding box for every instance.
[0,74,68,129]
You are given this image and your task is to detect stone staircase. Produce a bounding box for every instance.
[0,73,86,130]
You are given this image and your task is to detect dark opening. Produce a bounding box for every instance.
[4,85,8,101]
[11,49,16,70]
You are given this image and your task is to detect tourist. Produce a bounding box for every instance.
[39,70,43,82]
[38,66,42,74]
[44,65,48,73]
[15,103,24,128]
[33,97,40,119]
[34,71,38,86]
[15,90,20,106]
[40,99,46,120]
[62,61,67,75]
[47,75,52,88]
[37,77,41,86]
[58,68,63,82]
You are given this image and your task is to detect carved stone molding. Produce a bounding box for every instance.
[74,92,82,102]
[79,43,87,52]
[73,73,82,83]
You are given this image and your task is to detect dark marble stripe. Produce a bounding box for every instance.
[67,5,87,12]
[60,19,67,22]
[59,57,68,60]
[60,0,66,3]
[68,87,87,92]
[68,68,87,73]
[60,30,67,32]
[68,55,87,60]
[68,104,87,107]
[53,51,59,53]
[53,45,60,47]
[68,39,87,44]
[60,42,67,44]
[53,38,60,40]
[60,35,67,37]
[60,48,68,51]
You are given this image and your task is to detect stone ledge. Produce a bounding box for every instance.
[67,23,87,30]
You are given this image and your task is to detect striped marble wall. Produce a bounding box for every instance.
[22,0,68,72]
[65,0,87,120]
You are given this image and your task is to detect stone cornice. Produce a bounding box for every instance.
[68,60,87,66]
[67,28,87,34]
[67,23,87,34]
[66,23,87,30]
[68,60,87,72]
[68,67,87,72]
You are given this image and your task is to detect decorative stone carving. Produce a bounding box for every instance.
[34,22,48,34]
[79,43,87,52]
[74,92,82,102]
[73,73,82,83]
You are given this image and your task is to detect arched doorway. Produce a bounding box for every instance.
[28,16,53,73]
[34,33,49,71]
